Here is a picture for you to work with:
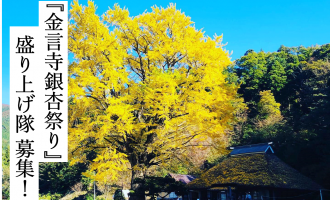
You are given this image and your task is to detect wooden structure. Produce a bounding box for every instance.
[186,143,323,200]
[156,173,196,200]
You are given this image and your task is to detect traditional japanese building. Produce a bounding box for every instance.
[157,173,196,200]
[186,143,323,200]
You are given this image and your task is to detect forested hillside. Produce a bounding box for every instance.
[228,44,330,189]
[2,104,9,149]
[2,104,10,198]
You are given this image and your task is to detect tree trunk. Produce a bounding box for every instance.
[129,157,146,200]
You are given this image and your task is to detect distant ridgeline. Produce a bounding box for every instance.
[2,104,10,149]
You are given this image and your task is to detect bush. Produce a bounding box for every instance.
[39,192,62,200]
[85,193,94,200]
[113,190,125,200]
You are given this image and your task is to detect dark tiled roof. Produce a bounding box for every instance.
[187,154,323,191]
[168,173,196,184]
[229,143,273,156]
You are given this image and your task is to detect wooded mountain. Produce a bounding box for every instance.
[2,104,9,149]
[228,43,330,189]
[2,104,10,198]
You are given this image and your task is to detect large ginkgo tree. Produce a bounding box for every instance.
[68,1,241,198]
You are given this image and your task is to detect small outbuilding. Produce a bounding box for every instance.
[186,143,323,200]
[156,173,196,200]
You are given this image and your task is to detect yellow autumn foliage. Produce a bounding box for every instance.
[68,1,241,184]
[255,90,282,128]
[258,90,281,117]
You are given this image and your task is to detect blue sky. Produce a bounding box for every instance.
[2,0,330,105]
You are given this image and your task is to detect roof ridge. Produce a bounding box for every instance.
[169,173,190,176]
[230,142,271,149]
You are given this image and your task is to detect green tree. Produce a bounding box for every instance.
[2,147,10,199]
[232,44,330,189]
[39,162,88,195]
